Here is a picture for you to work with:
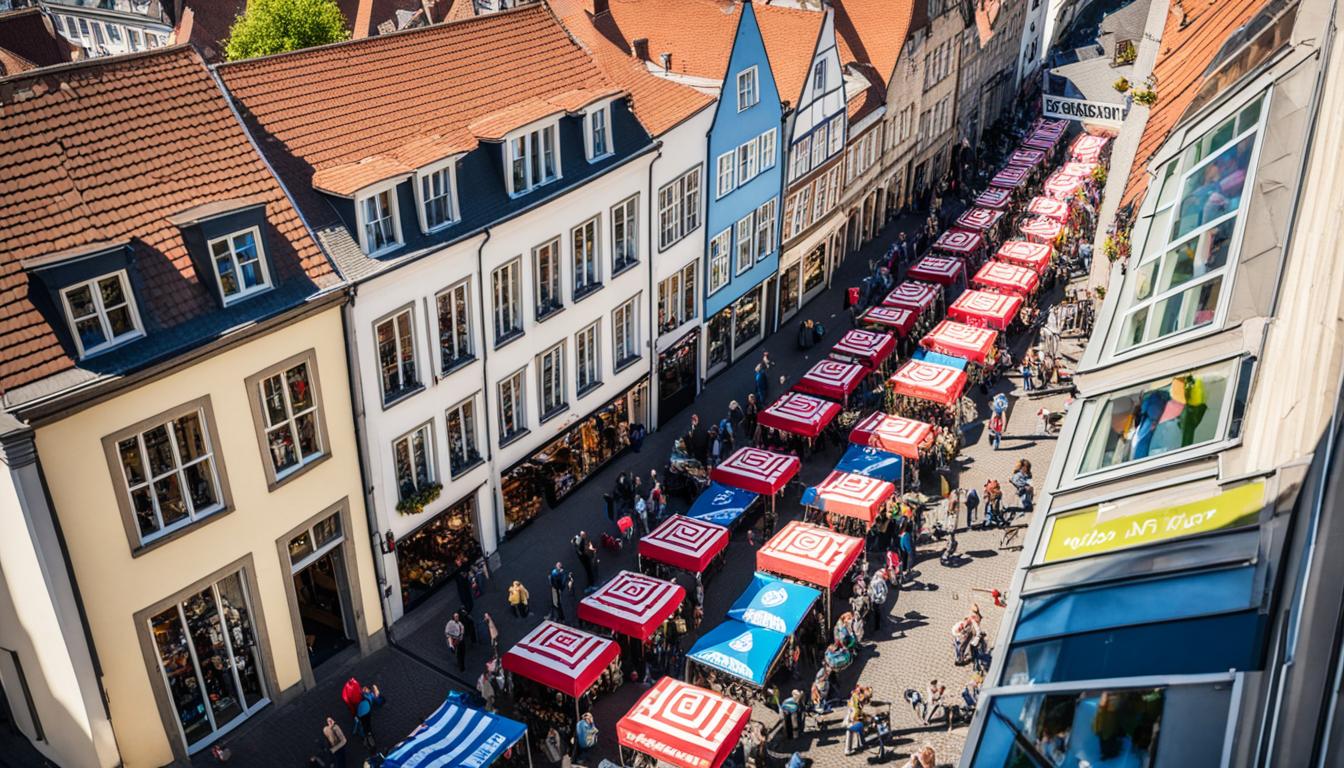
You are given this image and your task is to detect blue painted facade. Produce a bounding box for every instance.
[703,1,784,321]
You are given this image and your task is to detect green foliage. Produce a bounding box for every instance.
[395,483,443,516]
[1132,88,1158,106]
[1115,40,1137,65]
[1113,77,1131,93]
[224,0,350,61]
[1091,165,1107,186]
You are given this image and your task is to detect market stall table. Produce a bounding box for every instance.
[687,620,788,688]
[792,359,869,405]
[835,443,905,484]
[577,570,685,642]
[994,240,1053,273]
[710,447,801,496]
[906,255,965,286]
[638,515,730,574]
[974,187,1012,210]
[920,319,998,364]
[860,305,918,337]
[502,621,620,719]
[932,228,988,263]
[728,572,821,635]
[889,359,968,406]
[830,328,897,369]
[801,470,896,524]
[1026,196,1071,222]
[974,260,1041,296]
[757,391,842,439]
[383,700,529,768]
[686,482,759,528]
[849,411,934,459]
[948,288,1024,331]
[616,678,751,768]
[1070,133,1111,163]
[1019,215,1065,246]
[757,521,864,620]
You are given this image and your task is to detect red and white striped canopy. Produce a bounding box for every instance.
[990,165,1030,190]
[1070,134,1110,163]
[995,240,1053,273]
[1019,216,1064,245]
[639,515,730,573]
[578,571,686,641]
[1023,133,1058,152]
[860,305,918,336]
[906,256,965,285]
[883,280,940,313]
[501,621,620,698]
[1006,148,1046,168]
[1026,196,1071,222]
[849,411,934,459]
[889,359,968,406]
[758,521,864,589]
[1032,118,1069,137]
[1043,171,1086,200]
[934,228,986,255]
[794,359,869,402]
[808,471,895,523]
[952,208,1004,234]
[920,319,999,364]
[949,288,1024,331]
[617,677,751,768]
[831,329,897,368]
[710,448,801,495]
[974,260,1041,296]
[757,392,841,438]
[975,187,1012,210]
[1062,161,1098,177]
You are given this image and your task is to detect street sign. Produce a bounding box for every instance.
[1041,93,1127,126]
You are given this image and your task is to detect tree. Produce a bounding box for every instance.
[224,0,350,62]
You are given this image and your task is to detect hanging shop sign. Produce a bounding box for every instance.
[1041,93,1127,126]
[1042,481,1265,563]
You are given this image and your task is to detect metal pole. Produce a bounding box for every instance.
[526,730,535,768]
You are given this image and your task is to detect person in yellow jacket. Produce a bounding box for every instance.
[508,580,529,618]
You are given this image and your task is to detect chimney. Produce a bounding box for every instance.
[592,0,609,16]
[660,52,672,72]
[632,38,649,60]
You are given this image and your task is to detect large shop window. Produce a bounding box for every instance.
[115,407,224,545]
[501,390,634,533]
[733,287,762,350]
[148,571,266,751]
[1113,95,1265,354]
[780,262,801,318]
[397,494,482,612]
[1076,359,1241,476]
[972,687,1171,767]
[803,244,827,295]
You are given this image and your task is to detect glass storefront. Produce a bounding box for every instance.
[733,288,763,350]
[780,262,801,318]
[803,244,827,295]
[707,308,731,369]
[658,330,699,422]
[396,494,482,612]
[149,571,266,751]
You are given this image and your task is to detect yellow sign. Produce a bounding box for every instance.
[1043,481,1265,563]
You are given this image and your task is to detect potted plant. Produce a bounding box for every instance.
[1113,77,1131,93]
[1132,89,1158,106]
[396,482,443,515]
[1115,40,1137,65]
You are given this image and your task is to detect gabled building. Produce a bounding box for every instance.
[34,0,172,56]
[0,46,382,766]
[218,5,662,622]
[0,5,78,73]
[955,0,1023,148]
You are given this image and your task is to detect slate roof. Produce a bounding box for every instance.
[0,46,336,408]
[1121,0,1272,208]
[0,8,75,75]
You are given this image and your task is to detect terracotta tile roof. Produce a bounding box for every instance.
[552,0,742,83]
[974,0,1001,46]
[0,8,75,75]
[0,46,335,401]
[832,0,914,87]
[1121,0,1271,208]
[846,63,886,121]
[753,3,829,105]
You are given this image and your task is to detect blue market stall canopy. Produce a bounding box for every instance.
[836,444,904,484]
[688,620,788,686]
[687,482,758,527]
[912,348,969,370]
[728,572,820,635]
[383,699,526,768]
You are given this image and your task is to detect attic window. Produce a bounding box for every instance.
[357,186,404,256]
[208,228,272,303]
[586,105,613,162]
[60,271,143,358]
[507,124,560,196]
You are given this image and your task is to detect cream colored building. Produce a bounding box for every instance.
[0,47,382,766]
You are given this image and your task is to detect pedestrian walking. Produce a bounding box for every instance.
[779,689,804,739]
[508,580,529,617]
[729,399,745,434]
[987,412,1005,450]
[477,669,496,711]
[868,573,887,631]
[1020,360,1034,392]
[445,612,466,672]
[1011,459,1034,513]
[965,487,980,529]
[754,364,769,402]
[575,713,599,755]
[549,562,570,621]
[454,570,475,616]
[483,612,499,656]
[574,531,598,585]
[708,424,722,466]
[744,394,760,442]
[322,717,347,768]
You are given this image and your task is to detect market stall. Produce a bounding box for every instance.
[932,228,989,266]
[686,620,788,695]
[974,187,1012,210]
[889,359,969,425]
[948,288,1024,331]
[792,359,870,407]
[1018,215,1065,247]
[801,470,896,530]
[710,448,802,496]
[1069,133,1111,164]
[757,391,842,444]
[577,570,686,642]
[920,319,999,365]
[1025,195,1071,223]
[757,521,864,621]
[829,328,898,371]
[383,699,529,768]
[834,443,905,484]
[994,240,1053,274]
[686,482,759,529]
[728,572,821,636]
[989,165,1031,194]
[638,515,730,577]
[906,255,966,287]
[1042,170,1086,201]
[616,678,750,768]
[973,260,1041,297]
[849,411,934,460]
[1006,147,1046,169]
[859,305,919,340]
[882,280,943,337]
[1062,161,1098,178]
[502,621,621,725]
[953,207,1006,242]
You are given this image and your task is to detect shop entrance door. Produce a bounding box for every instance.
[287,513,353,672]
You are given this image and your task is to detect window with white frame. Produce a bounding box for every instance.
[375,308,419,403]
[114,406,223,544]
[735,214,754,275]
[681,262,696,325]
[658,166,702,250]
[812,60,826,93]
[828,115,844,156]
[572,217,601,296]
[716,151,736,198]
[538,342,567,418]
[436,280,472,371]
[792,186,812,234]
[1113,95,1265,354]
[790,136,811,181]
[737,138,759,185]
[493,258,523,342]
[60,271,142,357]
[498,368,527,441]
[613,297,638,366]
[576,321,600,393]
[587,105,611,160]
[507,124,559,195]
[658,267,685,333]
[737,66,759,111]
[446,396,481,476]
[755,199,776,261]
[393,423,435,501]
[812,174,829,221]
[708,229,731,295]
[358,187,401,255]
[418,164,458,231]
[760,128,777,170]
[256,358,324,480]
[811,130,827,167]
[533,238,562,319]
[208,228,270,302]
[782,193,799,241]
[611,195,639,273]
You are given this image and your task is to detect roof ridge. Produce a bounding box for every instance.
[0,43,190,87]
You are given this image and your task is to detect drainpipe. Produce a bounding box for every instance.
[646,145,664,429]
[474,229,498,552]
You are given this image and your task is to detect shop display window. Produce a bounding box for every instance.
[972,688,1165,767]
[397,495,482,611]
[734,289,762,349]
[707,308,731,368]
[780,263,801,318]
[803,245,826,295]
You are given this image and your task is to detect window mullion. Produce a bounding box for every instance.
[166,420,194,519]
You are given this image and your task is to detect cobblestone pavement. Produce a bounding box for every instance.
[196,185,1087,767]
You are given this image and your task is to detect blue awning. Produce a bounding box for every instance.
[688,620,788,686]
[686,482,758,527]
[912,348,969,370]
[728,572,820,635]
[383,699,526,768]
[835,444,904,483]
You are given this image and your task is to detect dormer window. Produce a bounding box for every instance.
[737,66,759,112]
[357,187,403,256]
[416,161,460,233]
[507,124,560,196]
[812,61,826,93]
[208,228,271,303]
[587,105,612,161]
[60,271,143,357]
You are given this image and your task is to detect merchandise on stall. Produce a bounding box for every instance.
[757,521,864,590]
[1069,133,1111,163]
[728,572,821,635]
[687,620,788,687]
[397,495,483,611]
[974,187,1012,210]
[382,700,527,768]
[639,515,730,574]
[849,412,934,459]
[889,360,968,406]
[801,470,896,523]
[989,165,1030,191]
[948,289,1024,331]
[906,256,965,286]
[1062,161,1098,177]
[835,443,905,484]
[859,305,919,337]
[1042,171,1087,200]
[577,570,686,642]
[686,482,759,528]
[792,359,869,404]
[502,621,620,699]
[830,328,897,369]
[616,677,750,768]
[757,391,842,438]
[920,320,999,365]
[710,448,801,496]
[994,240,1054,273]
[974,260,1041,296]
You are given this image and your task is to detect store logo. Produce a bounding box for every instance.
[759,587,788,608]
[728,632,754,652]
[742,608,786,633]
